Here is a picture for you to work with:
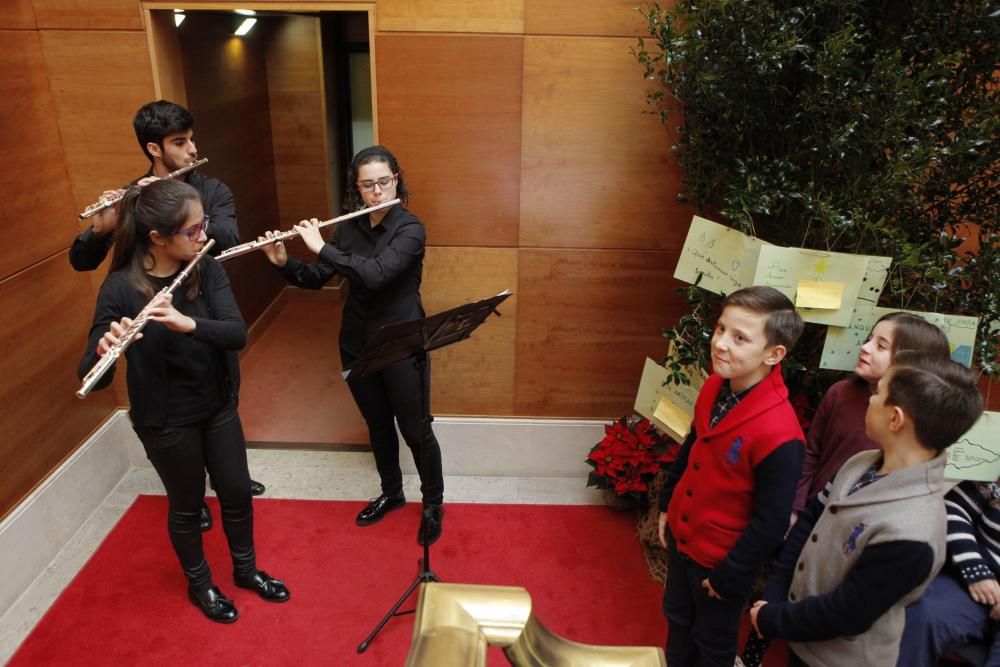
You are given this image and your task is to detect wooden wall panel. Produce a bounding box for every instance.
[520,36,686,251]
[0,254,118,519]
[422,247,518,416]
[0,31,76,280]
[376,34,522,247]
[275,165,332,226]
[145,9,187,106]
[32,0,142,30]
[40,30,156,216]
[525,0,649,37]
[377,0,524,34]
[266,16,331,230]
[1,0,36,29]
[179,13,284,327]
[514,248,686,418]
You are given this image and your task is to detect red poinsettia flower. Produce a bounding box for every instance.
[587,441,627,478]
[601,418,638,449]
[614,466,648,494]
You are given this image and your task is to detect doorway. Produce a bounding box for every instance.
[143,5,378,446]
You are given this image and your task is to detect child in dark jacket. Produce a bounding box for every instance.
[750,351,984,667]
[896,478,1000,666]
[657,286,805,667]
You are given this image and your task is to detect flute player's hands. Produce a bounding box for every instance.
[145,293,195,334]
[258,230,288,267]
[91,190,123,235]
[96,317,141,357]
[295,219,325,256]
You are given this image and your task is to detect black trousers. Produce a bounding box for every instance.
[663,545,748,667]
[347,356,444,506]
[133,402,255,592]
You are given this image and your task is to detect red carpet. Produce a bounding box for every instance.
[10,497,671,666]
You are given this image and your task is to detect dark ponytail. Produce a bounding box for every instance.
[111,179,203,300]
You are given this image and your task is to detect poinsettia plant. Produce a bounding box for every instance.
[586,415,678,504]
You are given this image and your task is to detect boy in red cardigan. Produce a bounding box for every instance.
[657,286,806,666]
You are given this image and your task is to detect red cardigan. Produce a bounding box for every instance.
[668,366,805,568]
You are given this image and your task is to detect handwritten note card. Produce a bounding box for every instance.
[872,308,980,367]
[822,304,980,371]
[946,413,1000,482]
[820,257,892,370]
[674,216,766,296]
[634,356,706,443]
[753,247,889,327]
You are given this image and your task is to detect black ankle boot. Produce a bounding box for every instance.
[418,505,445,546]
[188,586,238,623]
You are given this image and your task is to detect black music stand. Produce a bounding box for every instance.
[352,290,512,654]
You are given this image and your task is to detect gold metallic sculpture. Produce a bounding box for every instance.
[405,583,666,667]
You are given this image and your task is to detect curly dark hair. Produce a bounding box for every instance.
[343,145,409,211]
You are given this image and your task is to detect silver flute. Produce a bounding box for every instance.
[76,239,216,399]
[216,199,400,262]
[77,158,209,220]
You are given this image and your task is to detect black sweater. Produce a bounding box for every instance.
[277,203,426,365]
[78,258,245,427]
[70,171,240,271]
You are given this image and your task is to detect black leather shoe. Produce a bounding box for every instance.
[249,480,266,496]
[355,494,406,526]
[234,570,290,603]
[188,586,238,623]
[418,505,445,546]
[199,503,213,532]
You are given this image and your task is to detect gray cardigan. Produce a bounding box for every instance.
[780,450,947,666]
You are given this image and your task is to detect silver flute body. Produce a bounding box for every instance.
[76,239,216,399]
[77,158,209,220]
[216,198,400,262]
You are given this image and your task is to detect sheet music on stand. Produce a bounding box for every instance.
[342,290,512,381]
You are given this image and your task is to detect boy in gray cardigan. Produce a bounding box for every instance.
[749,351,984,667]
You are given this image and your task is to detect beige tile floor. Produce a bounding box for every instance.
[0,447,602,664]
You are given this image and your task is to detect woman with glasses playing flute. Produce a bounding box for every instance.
[78,179,289,623]
[259,145,446,546]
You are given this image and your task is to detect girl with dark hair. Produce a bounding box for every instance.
[78,179,289,623]
[792,311,952,519]
[259,145,446,546]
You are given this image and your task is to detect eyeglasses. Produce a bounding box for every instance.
[357,174,397,193]
[178,216,209,241]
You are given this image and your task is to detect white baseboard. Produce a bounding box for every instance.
[0,412,133,618]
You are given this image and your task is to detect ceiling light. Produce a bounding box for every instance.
[234,17,257,35]
[235,9,256,15]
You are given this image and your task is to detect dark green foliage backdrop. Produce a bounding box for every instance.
[635,0,998,398]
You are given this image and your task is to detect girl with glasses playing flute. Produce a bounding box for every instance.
[258,145,446,547]
[78,179,290,623]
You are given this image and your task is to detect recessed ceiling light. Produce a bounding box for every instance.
[234,17,257,35]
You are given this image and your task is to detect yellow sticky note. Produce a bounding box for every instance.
[796,280,845,310]
[654,395,692,443]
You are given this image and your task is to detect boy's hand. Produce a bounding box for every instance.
[702,578,723,600]
[750,601,766,635]
[991,602,1000,622]
[658,512,668,548]
[969,578,1000,606]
